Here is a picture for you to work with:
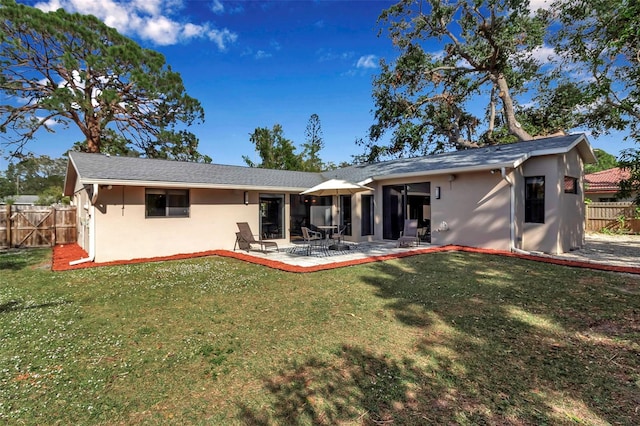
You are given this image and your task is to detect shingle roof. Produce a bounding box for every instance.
[322,133,595,183]
[585,167,630,192]
[67,152,325,191]
[66,133,594,194]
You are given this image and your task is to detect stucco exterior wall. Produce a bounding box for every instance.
[520,156,560,253]
[519,148,585,254]
[72,186,90,253]
[371,172,512,250]
[429,171,512,250]
[92,186,290,263]
[558,150,585,252]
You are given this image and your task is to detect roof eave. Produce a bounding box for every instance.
[63,156,79,196]
[371,162,517,181]
[76,178,309,193]
[530,134,597,164]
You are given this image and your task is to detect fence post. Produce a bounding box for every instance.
[6,203,11,248]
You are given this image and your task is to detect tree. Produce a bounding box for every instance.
[0,0,208,162]
[0,155,67,203]
[363,0,551,162]
[300,114,325,172]
[243,124,303,170]
[551,0,640,203]
[584,149,618,174]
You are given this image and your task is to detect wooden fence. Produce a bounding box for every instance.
[0,205,77,248]
[585,202,640,233]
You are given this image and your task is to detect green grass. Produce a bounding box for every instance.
[1,248,639,425]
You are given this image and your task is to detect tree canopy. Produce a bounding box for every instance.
[0,155,68,204]
[243,124,303,170]
[551,0,640,202]
[301,114,325,172]
[363,0,551,161]
[0,0,208,162]
[243,115,333,171]
[584,149,618,174]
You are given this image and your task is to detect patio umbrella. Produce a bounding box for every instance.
[300,179,374,196]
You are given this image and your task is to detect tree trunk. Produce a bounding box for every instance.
[495,74,533,141]
[85,118,101,153]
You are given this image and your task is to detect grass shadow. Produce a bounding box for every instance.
[0,248,50,271]
[0,299,71,314]
[237,252,640,424]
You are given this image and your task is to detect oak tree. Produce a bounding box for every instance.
[551,0,640,202]
[364,0,550,161]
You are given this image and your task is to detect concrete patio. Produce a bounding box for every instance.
[238,241,434,268]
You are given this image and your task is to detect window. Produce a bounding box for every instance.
[525,177,545,223]
[564,176,578,194]
[361,194,374,236]
[340,195,352,236]
[146,189,190,218]
[260,194,284,239]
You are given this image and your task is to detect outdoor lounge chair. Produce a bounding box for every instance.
[301,226,324,255]
[235,222,279,253]
[396,219,420,247]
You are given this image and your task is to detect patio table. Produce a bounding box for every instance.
[317,225,350,250]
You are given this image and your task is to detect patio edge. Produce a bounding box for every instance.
[51,243,640,275]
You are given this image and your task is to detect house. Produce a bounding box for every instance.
[584,167,633,202]
[0,195,39,206]
[63,133,596,264]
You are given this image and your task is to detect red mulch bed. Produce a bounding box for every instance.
[51,243,640,275]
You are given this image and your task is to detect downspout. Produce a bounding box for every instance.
[501,167,516,252]
[69,183,98,265]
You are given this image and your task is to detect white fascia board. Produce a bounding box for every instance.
[78,178,308,193]
[525,134,596,164]
[370,162,517,181]
[63,156,80,196]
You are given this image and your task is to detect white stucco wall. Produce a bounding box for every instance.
[429,171,512,250]
[519,148,585,254]
[369,172,512,250]
[92,187,290,263]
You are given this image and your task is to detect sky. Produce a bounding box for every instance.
[4,0,637,169]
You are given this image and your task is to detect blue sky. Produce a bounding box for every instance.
[6,0,637,169]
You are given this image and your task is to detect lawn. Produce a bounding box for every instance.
[1,248,639,425]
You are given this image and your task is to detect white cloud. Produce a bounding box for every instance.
[356,55,378,69]
[33,0,238,49]
[207,28,238,50]
[139,16,181,45]
[528,0,552,13]
[254,50,272,60]
[211,0,224,14]
[529,45,559,64]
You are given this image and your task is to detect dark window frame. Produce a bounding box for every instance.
[145,188,190,218]
[525,176,545,224]
[564,176,578,194]
[361,194,374,236]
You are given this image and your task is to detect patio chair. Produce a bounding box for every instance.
[235,222,279,253]
[396,219,420,247]
[329,225,346,244]
[301,226,324,255]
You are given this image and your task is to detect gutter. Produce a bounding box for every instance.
[69,183,98,265]
[501,167,516,252]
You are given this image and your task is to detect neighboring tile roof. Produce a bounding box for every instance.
[66,133,594,193]
[584,167,631,192]
[323,133,594,183]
